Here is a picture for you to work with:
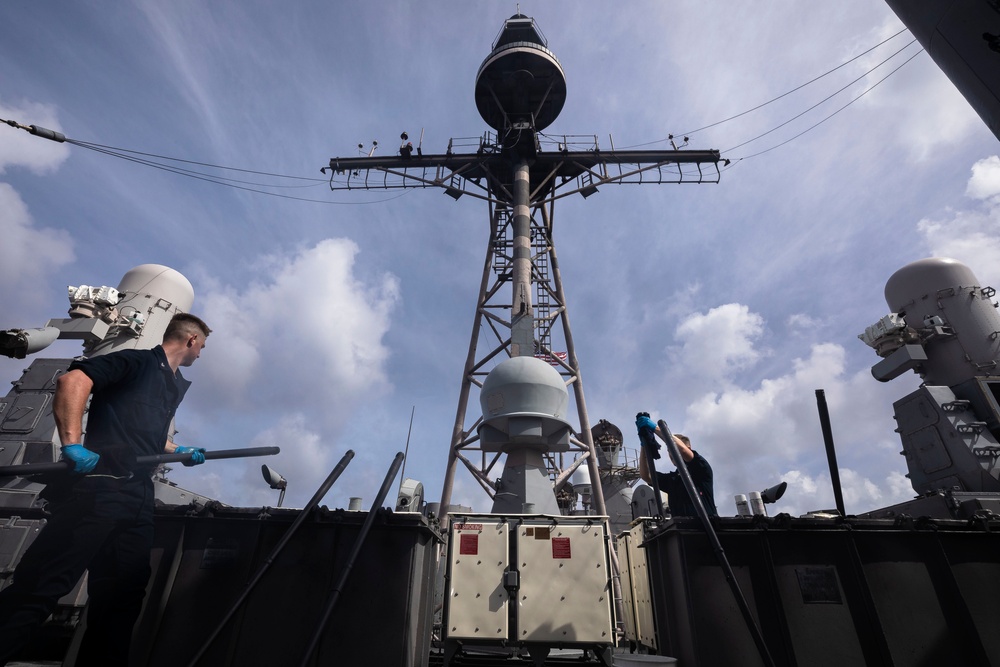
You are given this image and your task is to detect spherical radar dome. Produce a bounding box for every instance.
[480,356,569,422]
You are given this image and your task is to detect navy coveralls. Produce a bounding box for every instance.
[655,450,719,517]
[0,345,189,666]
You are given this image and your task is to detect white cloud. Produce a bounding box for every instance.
[917,156,1000,288]
[965,155,1000,201]
[230,413,328,507]
[683,342,846,460]
[195,238,400,422]
[683,154,1000,519]
[0,183,74,316]
[249,413,327,486]
[770,467,914,518]
[0,99,71,174]
[669,303,766,386]
[787,313,821,331]
[646,297,912,517]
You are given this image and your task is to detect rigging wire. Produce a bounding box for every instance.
[67,139,327,183]
[643,33,923,178]
[70,140,412,205]
[67,141,324,190]
[616,26,913,151]
[726,47,925,164]
[722,37,919,154]
[679,27,911,139]
[3,26,923,198]
[1,117,410,206]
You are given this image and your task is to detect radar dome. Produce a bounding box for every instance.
[480,356,569,420]
[478,356,572,451]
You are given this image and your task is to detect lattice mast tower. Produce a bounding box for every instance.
[323,14,720,519]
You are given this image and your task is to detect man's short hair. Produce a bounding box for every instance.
[163,313,211,342]
[674,433,691,447]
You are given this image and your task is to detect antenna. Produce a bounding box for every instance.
[396,405,416,496]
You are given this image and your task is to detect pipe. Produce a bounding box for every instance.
[184,449,355,667]
[815,389,847,516]
[641,439,667,519]
[0,446,281,477]
[298,451,405,666]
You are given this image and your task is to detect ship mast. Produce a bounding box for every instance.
[323,13,721,520]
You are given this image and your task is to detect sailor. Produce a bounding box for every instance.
[399,131,413,158]
[636,414,718,517]
[0,313,211,666]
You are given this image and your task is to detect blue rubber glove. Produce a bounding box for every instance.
[174,446,206,467]
[61,444,100,474]
[635,415,657,433]
[635,413,661,460]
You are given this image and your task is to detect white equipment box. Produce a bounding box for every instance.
[445,514,614,649]
[616,519,657,650]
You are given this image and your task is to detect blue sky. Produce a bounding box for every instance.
[2,1,998,516]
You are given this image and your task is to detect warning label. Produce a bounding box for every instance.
[454,524,483,531]
[459,534,479,556]
[552,537,572,559]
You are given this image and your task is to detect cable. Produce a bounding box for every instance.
[616,26,913,151]
[66,140,324,190]
[3,27,921,198]
[637,35,922,176]
[72,142,401,204]
[2,118,412,205]
[679,27,911,139]
[726,47,924,163]
[66,139,326,183]
[723,38,919,154]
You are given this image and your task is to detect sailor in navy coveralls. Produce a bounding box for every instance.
[0,313,210,666]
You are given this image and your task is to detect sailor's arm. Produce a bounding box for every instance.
[53,369,93,446]
[638,447,653,484]
[663,433,695,462]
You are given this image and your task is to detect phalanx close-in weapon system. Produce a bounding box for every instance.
[860,257,1000,518]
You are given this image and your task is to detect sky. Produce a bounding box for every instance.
[1,1,998,518]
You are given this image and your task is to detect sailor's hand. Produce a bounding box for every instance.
[174,446,207,467]
[635,414,656,433]
[635,414,661,459]
[61,444,100,474]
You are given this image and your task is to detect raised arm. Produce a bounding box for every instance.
[660,431,695,463]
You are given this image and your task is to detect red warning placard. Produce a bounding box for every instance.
[459,533,479,555]
[551,537,572,559]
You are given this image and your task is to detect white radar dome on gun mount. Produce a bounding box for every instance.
[88,264,195,356]
[48,264,194,357]
[3,265,196,360]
